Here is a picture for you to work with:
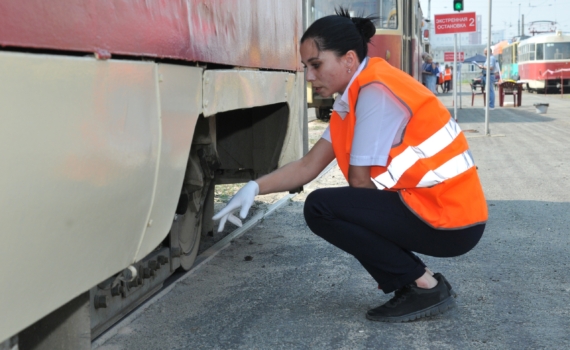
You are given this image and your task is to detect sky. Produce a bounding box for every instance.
[419,0,569,41]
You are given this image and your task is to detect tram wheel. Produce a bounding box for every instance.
[172,186,203,271]
[170,115,219,271]
[171,145,214,271]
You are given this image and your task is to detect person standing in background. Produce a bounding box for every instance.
[476,48,496,109]
[444,64,452,93]
[435,62,443,93]
[421,53,430,86]
[449,66,453,92]
[422,55,436,94]
[421,52,429,87]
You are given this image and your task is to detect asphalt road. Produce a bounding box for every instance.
[96,86,570,350]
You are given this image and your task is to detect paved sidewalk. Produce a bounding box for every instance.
[98,87,570,350]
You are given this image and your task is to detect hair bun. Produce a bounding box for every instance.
[351,17,376,42]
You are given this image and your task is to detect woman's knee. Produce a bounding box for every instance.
[303,189,328,221]
[436,224,485,257]
[303,188,337,235]
[454,224,485,256]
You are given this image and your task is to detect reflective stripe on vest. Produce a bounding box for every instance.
[371,118,474,190]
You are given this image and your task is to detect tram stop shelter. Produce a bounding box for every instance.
[464,54,487,64]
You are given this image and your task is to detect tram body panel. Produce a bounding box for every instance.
[369,33,403,69]
[519,60,570,90]
[500,42,519,81]
[134,64,203,261]
[0,52,169,342]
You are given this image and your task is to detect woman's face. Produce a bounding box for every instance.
[300,38,353,98]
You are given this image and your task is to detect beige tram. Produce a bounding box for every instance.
[0,1,307,347]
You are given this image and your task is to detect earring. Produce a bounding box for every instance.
[348,69,351,73]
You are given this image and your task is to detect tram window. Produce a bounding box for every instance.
[503,46,512,65]
[312,0,398,29]
[522,43,535,61]
[536,43,544,60]
[527,44,534,61]
[545,42,570,60]
[379,0,398,29]
[518,44,525,62]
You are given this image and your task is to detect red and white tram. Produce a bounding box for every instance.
[518,31,570,92]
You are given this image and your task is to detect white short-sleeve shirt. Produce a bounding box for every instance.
[321,58,410,167]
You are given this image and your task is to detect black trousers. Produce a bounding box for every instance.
[303,187,485,294]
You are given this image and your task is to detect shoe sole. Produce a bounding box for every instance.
[365,296,456,323]
[450,289,457,298]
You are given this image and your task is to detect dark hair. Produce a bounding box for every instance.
[301,7,376,62]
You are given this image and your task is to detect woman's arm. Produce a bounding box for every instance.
[256,138,336,194]
[213,138,336,231]
[348,165,376,188]
[346,83,409,189]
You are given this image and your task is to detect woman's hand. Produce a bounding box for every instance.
[212,181,259,232]
[212,138,335,231]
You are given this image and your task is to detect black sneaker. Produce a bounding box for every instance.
[366,274,456,322]
[433,272,457,298]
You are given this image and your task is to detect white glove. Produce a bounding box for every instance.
[212,181,259,232]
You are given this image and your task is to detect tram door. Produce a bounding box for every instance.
[401,0,413,75]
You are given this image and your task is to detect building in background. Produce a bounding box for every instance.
[469,15,482,45]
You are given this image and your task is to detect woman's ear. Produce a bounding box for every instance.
[343,50,358,71]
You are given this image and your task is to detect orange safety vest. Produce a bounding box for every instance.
[330,57,487,229]
[444,68,452,81]
[438,71,444,84]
